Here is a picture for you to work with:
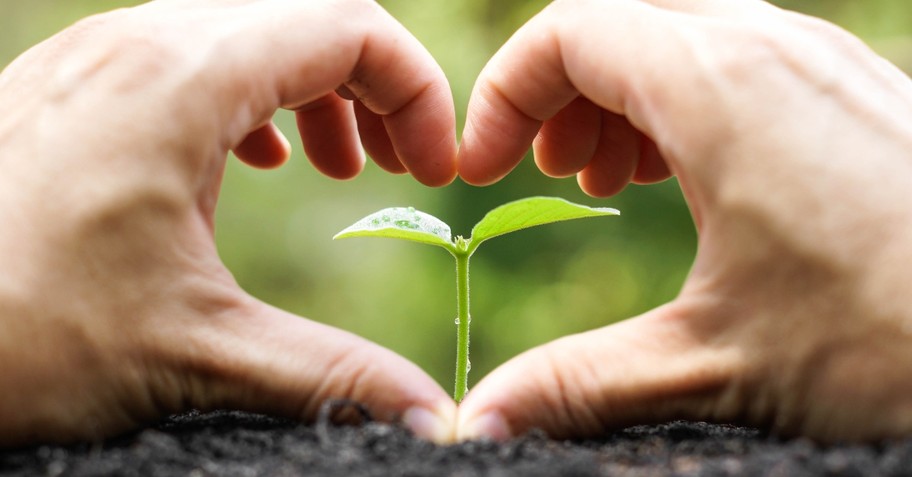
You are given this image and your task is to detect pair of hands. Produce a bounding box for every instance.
[2,0,912,446]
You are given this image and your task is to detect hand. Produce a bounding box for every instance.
[456,0,912,442]
[0,0,458,446]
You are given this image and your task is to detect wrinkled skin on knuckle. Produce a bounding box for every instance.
[44,9,191,96]
[18,6,225,168]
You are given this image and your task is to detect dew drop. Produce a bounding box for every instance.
[466,359,471,372]
[407,206,416,213]
[394,219,419,229]
[454,317,460,325]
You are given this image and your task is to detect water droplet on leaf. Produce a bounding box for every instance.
[394,219,419,229]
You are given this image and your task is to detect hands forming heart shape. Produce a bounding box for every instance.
[2,0,912,446]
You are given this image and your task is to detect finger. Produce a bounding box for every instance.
[367,79,457,186]
[232,121,291,170]
[533,96,601,178]
[161,300,457,444]
[576,111,641,197]
[353,99,409,174]
[457,44,575,185]
[632,136,672,184]
[457,0,771,186]
[140,0,457,186]
[534,99,672,194]
[276,1,456,186]
[456,301,743,441]
[457,0,666,186]
[295,94,365,180]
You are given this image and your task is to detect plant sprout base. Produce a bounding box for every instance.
[334,197,619,402]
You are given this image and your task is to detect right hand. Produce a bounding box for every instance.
[456,0,912,443]
[0,0,457,446]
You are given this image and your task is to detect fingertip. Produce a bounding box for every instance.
[457,82,542,186]
[632,136,672,184]
[352,100,409,175]
[403,401,458,444]
[233,122,292,170]
[306,147,364,181]
[402,149,456,187]
[325,152,366,181]
[574,111,641,197]
[455,127,524,186]
[295,95,366,180]
[406,132,458,187]
[577,168,628,198]
[456,150,504,186]
[533,96,602,178]
[417,166,458,188]
[377,82,458,187]
[456,409,513,442]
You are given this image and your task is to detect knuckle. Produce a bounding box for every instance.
[327,0,385,21]
[701,15,867,90]
[48,10,194,96]
[785,12,861,51]
[701,24,796,84]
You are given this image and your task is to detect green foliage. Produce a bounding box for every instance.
[334,207,455,251]
[470,197,619,247]
[335,197,619,254]
[335,197,618,400]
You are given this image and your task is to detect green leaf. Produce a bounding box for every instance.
[469,196,619,247]
[333,206,455,251]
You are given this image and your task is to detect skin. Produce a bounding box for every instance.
[456,0,912,443]
[4,0,912,448]
[0,0,458,446]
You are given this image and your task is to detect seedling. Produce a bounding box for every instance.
[334,197,619,402]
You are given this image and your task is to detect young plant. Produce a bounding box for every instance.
[334,196,619,402]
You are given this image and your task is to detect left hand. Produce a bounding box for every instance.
[455,0,912,443]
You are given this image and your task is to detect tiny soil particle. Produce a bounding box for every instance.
[1,405,911,476]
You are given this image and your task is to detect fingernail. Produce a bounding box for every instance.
[458,411,512,441]
[403,406,454,444]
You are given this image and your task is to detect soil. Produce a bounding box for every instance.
[2,402,911,476]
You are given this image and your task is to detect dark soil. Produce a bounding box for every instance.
[2,402,911,476]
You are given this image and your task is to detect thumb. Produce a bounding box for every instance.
[456,300,743,440]
[153,298,457,443]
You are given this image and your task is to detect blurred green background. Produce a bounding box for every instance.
[3,0,911,396]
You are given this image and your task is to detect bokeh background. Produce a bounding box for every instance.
[3,0,911,396]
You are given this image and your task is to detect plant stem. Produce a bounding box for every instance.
[454,251,471,402]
